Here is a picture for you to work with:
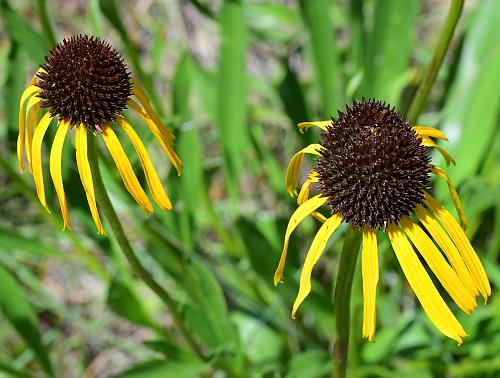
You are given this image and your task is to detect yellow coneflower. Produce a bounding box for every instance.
[275,99,490,344]
[18,35,182,234]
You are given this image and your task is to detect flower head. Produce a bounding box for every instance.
[275,99,490,344]
[18,35,182,234]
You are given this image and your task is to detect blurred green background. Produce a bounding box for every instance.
[0,0,499,377]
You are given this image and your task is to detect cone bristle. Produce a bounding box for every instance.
[36,35,132,132]
[316,99,431,229]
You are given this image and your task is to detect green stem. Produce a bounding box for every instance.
[407,0,464,123]
[333,225,361,378]
[36,0,57,47]
[86,136,204,360]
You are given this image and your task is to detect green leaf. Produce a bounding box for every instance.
[106,279,155,328]
[278,59,310,127]
[4,41,25,139]
[114,359,210,378]
[359,0,421,106]
[98,0,127,40]
[286,350,331,378]
[218,0,248,203]
[143,340,198,362]
[0,264,53,376]
[0,1,48,63]
[0,228,59,256]
[246,2,300,43]
[172,53,204,248]
[232,312,283,365]
[300,0,342,114]
[440,0,500,185]
[183,259,240,356]
[88,0,103,36]
[192,62,217,122]
[0,358,30,378]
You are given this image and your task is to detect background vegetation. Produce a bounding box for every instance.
[0,0,499,377]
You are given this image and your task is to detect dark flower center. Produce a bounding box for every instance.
[36,35,132,132]
[316,99,431,229]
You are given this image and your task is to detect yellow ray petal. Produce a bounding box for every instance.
[25,95,41,173]
[425,194,491,302]
[30,67,46,84]
[117,116,172,211]
[297,120,331,133]
[127,98,182,175]
[101,125,154,214]
[362,226,378,342]
[132,82,174,137]
[297,175,312,205]
[285,144,323,197]
[297,171,326,223]
[292,213,342,318]
[420,136,455,166]
[431,165,467,230]
[401,217,477,314]
[75,124,104,235]
[18,85,40,172]
[415,205,478,297]
[31,112,53,212]
[274,195,328,286]
[49,120,71,230]
[388,223,467,344]
[413,126,448,141]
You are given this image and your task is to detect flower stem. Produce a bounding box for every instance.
[86,135,204,360]
[333,225,361,378]
[407,0,464,123]
[36,0,57,47]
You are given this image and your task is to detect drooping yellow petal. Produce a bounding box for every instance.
[297,171,326,223]
[101,125,153,214]
[25,95,41,173]
[413,126,448,141]
[420,136,455,166]
[431,165,467,230]
[401,217,477,314]
[31,102,41,163]
[49,120,71,230]
[18,85,40,172]
[75,124,104,235]
[388,223,467,344]
[30,67,46,85]
[425,194,491,302]
[127,98,182,175]
[132,82,174,137]
[361,226,378,342]
[274,195,328,286]
[292,213,342,318]
[297,120,331,133]
[297,175,313,205]
[415,205,478,297]
[31,112,53,212]
[285,144,323,196]
[117,116,172,211]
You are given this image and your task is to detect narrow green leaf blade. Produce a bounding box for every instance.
[300,0,342,114]
[359,0,421,105]
[0,1,48,63]
[218,0,248,202]
[107,279,155,328]
[0,265,53,376]
[114,359,210,378]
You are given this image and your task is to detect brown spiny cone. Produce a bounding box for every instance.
[316,99,431,229]
[36,35,132,132]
